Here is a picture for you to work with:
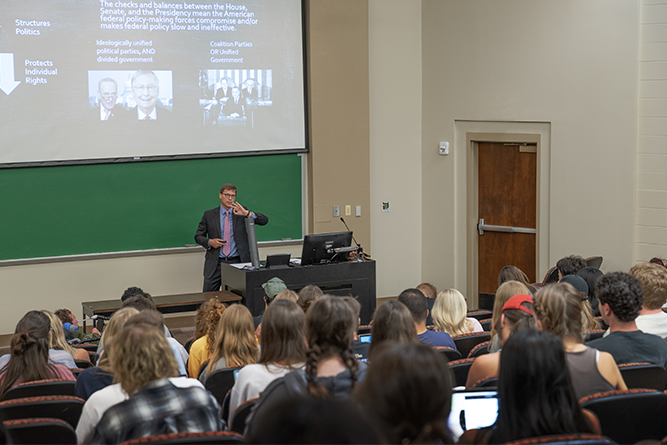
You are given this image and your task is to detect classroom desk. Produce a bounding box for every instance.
[81,291,242,331]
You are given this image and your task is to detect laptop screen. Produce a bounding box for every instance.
[447,390,499,440]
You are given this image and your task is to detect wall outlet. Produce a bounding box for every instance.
[345,205,351,216]
[333,205,340,217]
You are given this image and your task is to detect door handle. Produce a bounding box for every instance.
[478,218,536,236]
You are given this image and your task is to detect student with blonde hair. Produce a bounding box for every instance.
[76,307,139,401]
[533,282,626,399]
[432,289,483,336]
[200,304,259,382]
[43,310,89,362]
[88,325,221,444]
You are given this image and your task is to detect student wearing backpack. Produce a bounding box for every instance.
[243,295,367,436]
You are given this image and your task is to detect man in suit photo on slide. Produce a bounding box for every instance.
[195,183,268,292]
[97,77,126,121]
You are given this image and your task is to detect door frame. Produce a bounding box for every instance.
[455,121,551,309]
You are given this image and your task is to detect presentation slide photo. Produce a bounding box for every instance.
[0,0,306,166]
[199,69,272,128]
[88,70,173,121]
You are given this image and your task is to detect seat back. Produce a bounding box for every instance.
[74,360,94,369]
[479,318,492,332]
[434,346,462,362]
[2,380,76,401]
[0,396,84,428]
[583,330,605,343]
[204,366,243,407]
[447,358,475,388]
[468,341,491,358]
[452,332,491,358]
[4,417,77,444]
[183,337,195,353]
[579,389,667,443]
[617,362,667,391]
[230,397,258,434]
[119,431,244,444]
[198,360,211,379]
[469,376,498,389]
[466,310,493,321]
[357,325,371,336]
[503,433,615,445]
[542,266,559,285]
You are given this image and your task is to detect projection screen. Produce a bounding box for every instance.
[0,0,307,166]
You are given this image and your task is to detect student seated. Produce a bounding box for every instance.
[246,295,367,435]
[199,304,259,383]
[432,289,484,335]
[460,330,600,444]
[534,282,626,399]
[0,311,75,399]
[367,300,419,360]
[88,324,221,444]
[228,300,306,417]
[398,288,455,348]
[466,294,536,387]
[355,342,454,444]
[587,272,667,368]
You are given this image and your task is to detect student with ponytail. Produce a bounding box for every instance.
[0,311,75,398]
[533,282,625,399]
[245,295,367,436]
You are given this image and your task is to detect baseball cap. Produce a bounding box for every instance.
[262,277,287,300]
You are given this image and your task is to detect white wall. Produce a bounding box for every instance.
[369,0,423,297]
[636,0,667,263]
[421,0,640,297]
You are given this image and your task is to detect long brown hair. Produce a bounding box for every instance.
[355,343,454,444]
[304,296,358,396]
[368,301,419,360]
[98,308,140,372]
[259,300,306,368]
[207,304,258,371]
[0,311,58,398]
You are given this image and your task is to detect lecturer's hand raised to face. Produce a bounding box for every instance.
[232,202,250,217]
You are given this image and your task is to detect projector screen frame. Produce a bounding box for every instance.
[0,0,310,169]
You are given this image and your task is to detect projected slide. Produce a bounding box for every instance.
[0,0,306,166]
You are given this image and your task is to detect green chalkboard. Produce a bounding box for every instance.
[0,154,302,261]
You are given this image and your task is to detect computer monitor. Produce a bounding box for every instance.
[300,231,353,265]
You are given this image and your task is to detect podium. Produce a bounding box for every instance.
[221,260,376,324]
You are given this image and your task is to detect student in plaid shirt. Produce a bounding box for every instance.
[90,324,222,444]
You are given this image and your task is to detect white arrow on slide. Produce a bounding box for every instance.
[0,53,21,95]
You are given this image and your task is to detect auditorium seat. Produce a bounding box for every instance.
[3,417,77,444]
[452,332,491,358]
[469,376,498,389]
[2,379,75,401]
[617,362,667,391]
[468,341,491,358]
[466,310,493,321]
[119,431,244,444]
[479,318,492,332]
[579,389,667,443]
[230,397,258,434]
[0,395,84,428]
[583,329,605,343]
[204,366,243,408]
[434,346,462,362]
[503,433,615,445]
[448,358,475,388]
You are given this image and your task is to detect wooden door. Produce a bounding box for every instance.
[477,142,536,299]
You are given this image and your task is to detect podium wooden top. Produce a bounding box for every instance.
[82,291,242,318]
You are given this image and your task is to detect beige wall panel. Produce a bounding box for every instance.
[421,0,639,297]
[306,0,371,250]
[368,0,423,296]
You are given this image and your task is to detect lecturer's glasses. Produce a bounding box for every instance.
[222,193,236,199]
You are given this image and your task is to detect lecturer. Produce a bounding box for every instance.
[195,184,268,292]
